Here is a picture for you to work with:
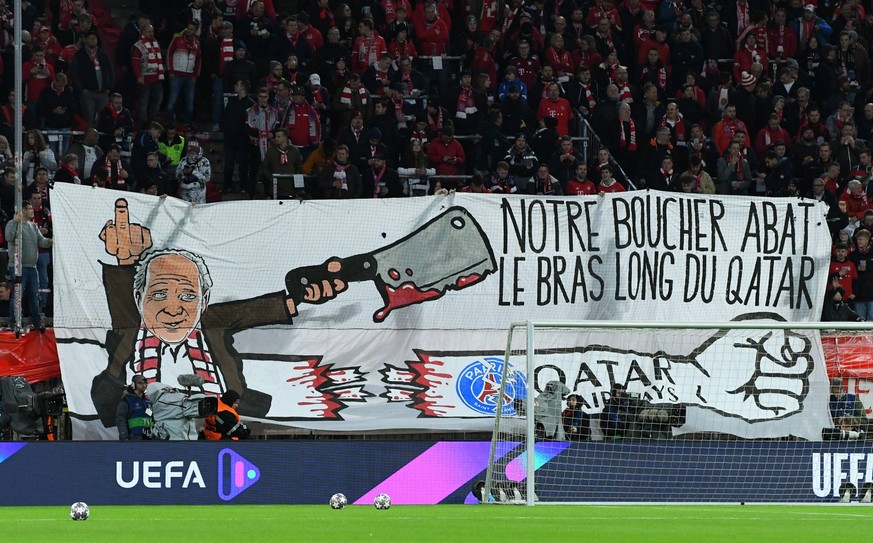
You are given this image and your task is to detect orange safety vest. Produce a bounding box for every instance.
[202,401,241,441]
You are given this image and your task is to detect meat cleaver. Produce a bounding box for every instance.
[285,207,497,322]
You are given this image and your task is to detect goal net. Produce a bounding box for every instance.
[480,320,873,505]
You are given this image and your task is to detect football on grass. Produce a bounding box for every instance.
[329,493,348,509]
[374,493,391,510]
[70,502,90,520]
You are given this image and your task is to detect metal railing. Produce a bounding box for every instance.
[19,129,129,158]
[414,55,466,70]
[41,130,83,163]
[269,173,309,200]
[577,116,636,190]
[267,173,478,199]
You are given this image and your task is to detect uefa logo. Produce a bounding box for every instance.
[218,449,260,501]
[456,357,527,416]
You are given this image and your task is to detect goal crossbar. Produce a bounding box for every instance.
[514,320,873,331]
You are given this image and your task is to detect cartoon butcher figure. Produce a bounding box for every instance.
[91,198,497,428]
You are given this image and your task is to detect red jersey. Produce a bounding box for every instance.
[537,97,573,136]
[302,24,323,52]
[566,179,596,195]
[458,184,491,193]
[388,39,418,60]
[426,137,466,176]
[285,101,321,147]
[712,117,749,154]
[380,0,414,26]
[479,0,501,33]
[830,259,858,299]
[732,46,769,83]
[413,16,449,56]
[351,33,389,75]
[633,24,656,49]
[59,45,79,70]
[839,190,872,221]
[23,60,55,102]
[767,24,798,59]
[587,5,621,30]
[412,1,452,33]
[510,56,541,88]
[545,47,574,79]
[598,180,625,193]
[472,47,499,90]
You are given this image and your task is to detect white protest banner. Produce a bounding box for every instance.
[50,184,833,439]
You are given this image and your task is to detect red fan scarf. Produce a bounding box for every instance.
[619,118,636,151]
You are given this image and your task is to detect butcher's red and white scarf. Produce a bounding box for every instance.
[132,326,223,395]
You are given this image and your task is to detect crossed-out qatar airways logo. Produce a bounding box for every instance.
[115,448,260,501]
[381,314,821,426]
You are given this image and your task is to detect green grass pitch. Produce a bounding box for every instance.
[2,504,873,542]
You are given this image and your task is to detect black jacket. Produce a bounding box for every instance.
[223,59,258,90]
[221,94,256,141]
[269,33,314,68]
[850,250,873,301]
[336,126,372,172]
[71,47,115,93]
[822,299,864,321]
[478,122,511,172]
[138,166,176,197]
[548,149,586,189]
[765,157,794,195]
[130,131,162,179]
[95,105,135,152]
[361,166,404,198]
[319,161,362,199]
[499,96,536,137]
[443,84,488,135]
[38,85,76,129]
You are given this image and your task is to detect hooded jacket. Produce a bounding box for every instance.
[535,380,570,440]
[176,146,211,204]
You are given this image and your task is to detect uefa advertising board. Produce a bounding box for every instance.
[0,442,870,505]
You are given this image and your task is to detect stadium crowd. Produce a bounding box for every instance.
[4,0,873,321]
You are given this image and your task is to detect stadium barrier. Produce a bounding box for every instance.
[0,440,869,505]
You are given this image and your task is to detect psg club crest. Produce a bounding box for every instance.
[456,357,527,416]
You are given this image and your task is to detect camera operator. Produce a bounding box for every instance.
[823,415,867,441]
[146,375,218,440]
[115,375,153,440]
[829,377,866,422]
[201,390,251,441]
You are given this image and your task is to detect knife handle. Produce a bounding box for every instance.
[285,253,378,304]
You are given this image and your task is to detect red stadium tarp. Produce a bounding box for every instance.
[1,330,872,385]
[0,329,61,383]
[822,333,873,380]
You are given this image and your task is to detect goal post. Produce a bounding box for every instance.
[481,319,873,505]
